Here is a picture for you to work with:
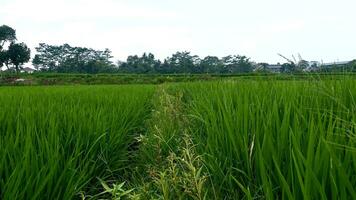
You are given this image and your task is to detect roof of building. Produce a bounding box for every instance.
[22,67,36,71]
[322,61,350,66]
[267,64,282,69]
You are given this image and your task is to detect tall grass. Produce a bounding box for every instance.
[131,86,209,199]
[181,79,356,199]
[0,85,154,199]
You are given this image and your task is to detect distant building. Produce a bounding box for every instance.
[322,61,350,67]
[266,64,283,73]
[254,63,283,73]
[21,67,36,74]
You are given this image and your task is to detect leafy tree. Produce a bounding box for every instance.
[167,51,200,73]
[0,51,9,69]
[157,59,173,74]
[235,55,253,73]
[119,53,161,73]
[0,25,17,70]
[200,56,223,73]
[32,55,43,70]
[140,53,161,73]
[7,42,31,74]
[0,25,16,50]
[222,55,252,73]
[32,43,61,71]
[121,55,140,73]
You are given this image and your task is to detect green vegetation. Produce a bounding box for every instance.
[0,25,31,74]
[32,44,254,74]
[2,72,356,86]
[1,77,356,199]
[32,43,115,73]
[0,73,217,86]
[181,79,356,199]
[0,85,155,199]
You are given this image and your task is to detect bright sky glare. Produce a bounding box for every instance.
[1,0,355,63]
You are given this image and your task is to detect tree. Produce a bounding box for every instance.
[119,53,161,73]
[200,56,223,73]
[0,51,9,69]
[157,59,172,74]
[0,25,31,74]
[234,55,252,73]
[7,42,31,74]
[0,25,17,70]
[167,51,200,73]
[32,55,43,70]
[0,25,16,50]
[33,43,58,70]
[222,55,253,73]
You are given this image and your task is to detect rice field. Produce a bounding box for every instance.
[0,85,155,199]
[1,77,356,199]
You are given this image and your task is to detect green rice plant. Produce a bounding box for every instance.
[179,79,356,199]
[1,77,356,199]
[0,85,155,199]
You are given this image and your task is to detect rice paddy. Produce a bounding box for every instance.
[1,77,356,199]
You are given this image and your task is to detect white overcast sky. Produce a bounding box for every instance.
[1,0,355,63]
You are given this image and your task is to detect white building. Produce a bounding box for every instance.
[266,64,283,73]
[21,67,36,74]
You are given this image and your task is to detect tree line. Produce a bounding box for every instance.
[0,26,255,74]
[25,43,356,74]
[32,44,254,74]
[32,43,115,73]
[2,25,356,75]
